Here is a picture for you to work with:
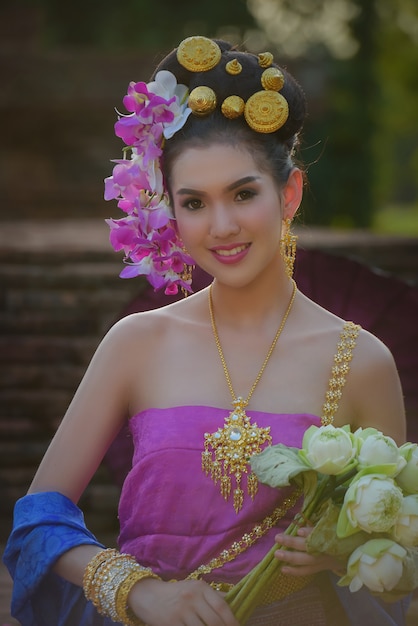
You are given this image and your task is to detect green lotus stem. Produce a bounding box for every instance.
[225,473,337,625]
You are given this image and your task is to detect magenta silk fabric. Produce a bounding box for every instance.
[118,406,321,584]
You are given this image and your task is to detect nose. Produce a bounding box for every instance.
[209,204,240,239]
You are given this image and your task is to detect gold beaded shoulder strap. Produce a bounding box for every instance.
[321,321,361,426]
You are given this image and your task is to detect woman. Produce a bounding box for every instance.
[4,36,409,626]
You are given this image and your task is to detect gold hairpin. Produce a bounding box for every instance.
[244,91,289,133]
[177,36,222,72]
[188,86,217,116]
[225,59,242,75]
[261,67,285,92]
[221,95,245,119]
[258,52,274,68]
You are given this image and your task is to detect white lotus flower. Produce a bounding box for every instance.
[343,539,406,593]
[392,494,418,546]
[300,424,357,475]
[338,473,403,537]
[397,443,418,494]
[355,427,406,475]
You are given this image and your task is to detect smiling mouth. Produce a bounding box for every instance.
[215,244,250,257]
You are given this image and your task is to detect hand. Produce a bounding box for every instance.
[128,577,240,626]
[274,527,343,577]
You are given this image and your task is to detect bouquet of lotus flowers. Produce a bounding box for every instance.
[224,425,418,625]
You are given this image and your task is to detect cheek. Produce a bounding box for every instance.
[248,200,282,233]
[175,211,205,245]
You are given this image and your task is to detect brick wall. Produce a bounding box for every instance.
[0,221,142,539]
[1,221,418,541]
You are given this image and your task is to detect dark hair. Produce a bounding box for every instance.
[153,39,307,192]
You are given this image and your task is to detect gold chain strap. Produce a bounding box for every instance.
[321,321,361,425]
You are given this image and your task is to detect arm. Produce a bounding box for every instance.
[28,316,136,503]
[13,314,238,626]
[274,329,407,577]
[347,329,406,444]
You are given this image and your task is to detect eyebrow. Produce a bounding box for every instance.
[175,175,261,197]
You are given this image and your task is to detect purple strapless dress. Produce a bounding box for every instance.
[118,405,321,584]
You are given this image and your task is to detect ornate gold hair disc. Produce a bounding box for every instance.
[258,52,274,68]
[261,67,285,92]
[225,59,242,75]
[244,91,289,133]
[221,95,245,119]
[188,86,217,116]
[177,36,222,72]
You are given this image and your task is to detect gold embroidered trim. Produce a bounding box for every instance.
[321,321,361,425]
[186,487,302,582]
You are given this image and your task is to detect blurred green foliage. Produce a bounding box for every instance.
[15,0,418,230]
[39,0,255,50]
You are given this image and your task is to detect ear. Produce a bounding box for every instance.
[282,168,303,221]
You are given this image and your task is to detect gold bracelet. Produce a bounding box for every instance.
[85,552,127,610]
[94,559,134,619]
[82,548,119,598]
[115,567,161,626]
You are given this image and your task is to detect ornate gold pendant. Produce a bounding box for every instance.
[202,397,272,513]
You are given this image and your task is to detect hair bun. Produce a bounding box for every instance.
[153,36,307,142]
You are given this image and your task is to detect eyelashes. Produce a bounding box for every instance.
[181,198,204,211]
[236,189,257,201]
[180,188,258,211]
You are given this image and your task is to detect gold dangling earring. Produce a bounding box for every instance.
[280,218,297,278]
[181,245,195,298]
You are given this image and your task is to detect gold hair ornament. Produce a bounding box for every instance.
[176,36,290,134]
[188,86,217,116]
[261,67,285,91]
[221,95,245,119]
[258,52,274,68]
[177,36,222,72]
[244,90,289,134]
[225,59,242,75]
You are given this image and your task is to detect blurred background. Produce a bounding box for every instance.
[1,2,418,623]
[1,0,418,229]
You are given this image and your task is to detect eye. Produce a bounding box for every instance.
[236,189,257,202]
[182,198,204,211]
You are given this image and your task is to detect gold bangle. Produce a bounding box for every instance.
[115,567,161,626]
[82,548,119,599]
[85,552,126,609]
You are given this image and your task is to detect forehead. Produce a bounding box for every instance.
[170,143,267,190]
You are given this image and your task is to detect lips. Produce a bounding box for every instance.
[216,244,249,257]
[210,243,251,264]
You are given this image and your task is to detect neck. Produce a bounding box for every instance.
[209,271,295,330]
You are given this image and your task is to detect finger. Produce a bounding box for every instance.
[275,548,316,567]
[201,587,240,626]
[281,563,320,576]
[274,534,307,551]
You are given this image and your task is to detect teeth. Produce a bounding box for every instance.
[216,245,247,257]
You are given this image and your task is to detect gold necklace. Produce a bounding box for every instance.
[203,279,297,513]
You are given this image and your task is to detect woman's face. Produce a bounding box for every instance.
[170,142,300,288]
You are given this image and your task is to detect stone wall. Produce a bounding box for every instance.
[1,221,418,541]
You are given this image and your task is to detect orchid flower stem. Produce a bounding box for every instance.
[225,475,337,625]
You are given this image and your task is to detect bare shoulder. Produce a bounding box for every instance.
[103,288,209,352]
[295,293,405,441]
[351,325,396,369]
[345,326,406,442]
